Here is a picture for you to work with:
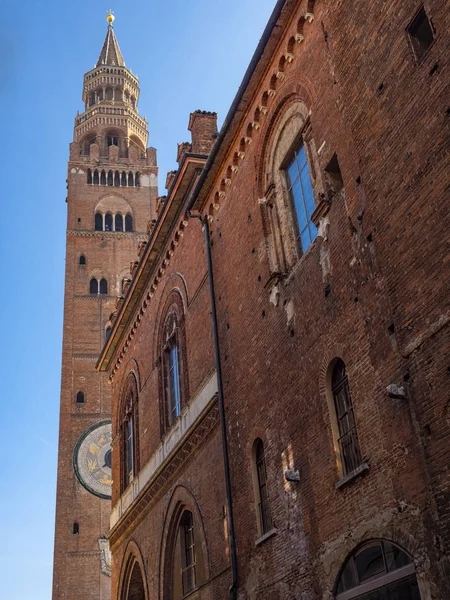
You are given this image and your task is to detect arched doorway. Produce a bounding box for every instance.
[122,559,146,600]
[335,539,421,600]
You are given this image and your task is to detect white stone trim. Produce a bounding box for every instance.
[110,371,218,529]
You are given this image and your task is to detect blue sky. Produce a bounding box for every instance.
[0,0,275,597]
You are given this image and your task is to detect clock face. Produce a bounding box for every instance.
[73,420,113,499]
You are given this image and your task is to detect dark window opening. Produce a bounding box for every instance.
[107,170,113,186]
[95,213,103,231]
[180,511,196,595]
[93,170,99,185]
[105,327,112,341]
[135,172,141,187]
[87,169,92,184]
[128,171,134,187]
[324,153,344,196]
[255,439,272,534]
[114,170,120,186]
[79,255,86,265]
[125,214,133,232]
[99,278,108,295]
[124,416,134,488]
[76,391,85,404]
[115,214,123,232]
[72,522,79,535]
[407,6,435,61]
[107,135,118,147]
[105,213,113,231]
[121,171,127,187]
[90,278,99,294]
[332,359,362,476]
[100,170,106,186]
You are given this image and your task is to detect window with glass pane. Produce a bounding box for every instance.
[256,440,272,534]
[286,144,317,253]
[181,511,196,594]
[124,417,134,487]
[165,341,181,425]
[332,360,362,475]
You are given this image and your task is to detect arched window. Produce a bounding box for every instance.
[93,169,99,185]
[105,326,112,341]
[125,214,133,232]
[121,559,146,600]
[285,142,317,253]
[72,522,79,535]
[114,170,120,186]
[90,278,98,294]
[335,540,420,600]
[253,439,272,535]
[76,391,85,404]
[87,169,92,184]
[180,511,196,594]
[135,172,141,187]
[95,213,103,231]
[99,278,108,295]
[163,313,181,427]
[121,171,127,187]
[100,170,106,186]
[105,213,113,231]
[115,214,123,232]
[107,134,118,147]
[120,374,139,492]
[107,170,113,186]
[128,171,134,187]
[159,293,188,432]
[79,255,86,265]
[331,359,362,476]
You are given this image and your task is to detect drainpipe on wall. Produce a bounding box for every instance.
[187,210,238,600]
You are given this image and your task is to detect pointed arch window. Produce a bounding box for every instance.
[128,171,134,187]
[121,171,127,187]
[180,511,196,594]
[87,169,93,184]
[135,172,141,187]
[335,540,420,600]
[125,214,133,232]
[93,170,99,185]
[100,170,106,186]
[120,374,139,491]
[114,170,120,186]
[159,292,188,433]
[76,391,85,404]
[79,255,86,265]
[107,170,113,186]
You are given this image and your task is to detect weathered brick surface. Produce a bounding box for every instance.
[97,1,449,599]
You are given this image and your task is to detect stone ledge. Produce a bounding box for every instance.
[336,461,370,490]
[255,528,277,547]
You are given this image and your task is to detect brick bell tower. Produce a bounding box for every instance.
[52,13,157,600]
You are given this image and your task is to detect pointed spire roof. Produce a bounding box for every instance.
[96,24,125,67]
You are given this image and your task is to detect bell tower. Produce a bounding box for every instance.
[52,13,158,600]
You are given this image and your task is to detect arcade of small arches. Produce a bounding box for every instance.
[87,168,141,187]
[95,211,133,232]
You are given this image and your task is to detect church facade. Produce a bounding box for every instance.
[55,1,450,599]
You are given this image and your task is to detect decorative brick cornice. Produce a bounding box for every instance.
[67,229,147,240]
[108,400,219,549]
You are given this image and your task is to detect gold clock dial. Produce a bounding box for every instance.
[73,421,112,499]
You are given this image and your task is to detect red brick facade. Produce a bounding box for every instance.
[52,23,158,600]
[96,1,449,599]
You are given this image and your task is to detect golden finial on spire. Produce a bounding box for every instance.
[106,10,115,25]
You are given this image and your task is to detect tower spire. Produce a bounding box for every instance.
[96,12,125,67]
